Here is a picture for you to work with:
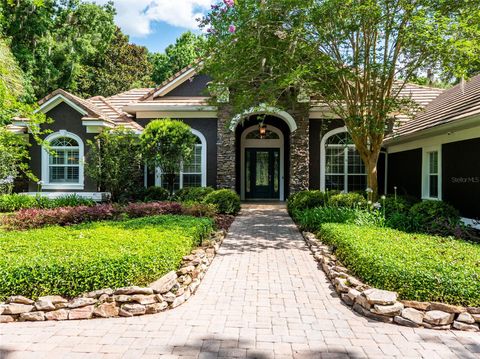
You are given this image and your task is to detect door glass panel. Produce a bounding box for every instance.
[273,151,279,193]
[256,151,269,186]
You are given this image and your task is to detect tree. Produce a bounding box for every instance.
[76,29,153,98]
[0,37,48,191]
[86,127,143,202]
[1,0,116,99]
[201,0,480,197]
[141,119,196,195]
[150,31,205,84]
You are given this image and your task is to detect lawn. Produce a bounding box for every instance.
[317,223,480,307]
[0,215,213,300]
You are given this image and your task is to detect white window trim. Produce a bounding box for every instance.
[154,129,207,189]
[422,145,442,200]
[41,130,85,190]
[240,125,285,201]
[320,127,366,192]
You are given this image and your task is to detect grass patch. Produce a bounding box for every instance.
[0,215,213,300]
[318,223,480,307]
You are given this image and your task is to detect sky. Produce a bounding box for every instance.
[92,0,215,53]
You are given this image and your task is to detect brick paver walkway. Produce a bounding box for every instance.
[1,204,479,359]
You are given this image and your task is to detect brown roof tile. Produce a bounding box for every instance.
[386,75,480,140]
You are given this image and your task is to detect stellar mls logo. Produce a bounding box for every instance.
[451,177,480,183]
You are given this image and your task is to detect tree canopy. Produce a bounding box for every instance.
[201,0,480,196]
[150,31,205,84]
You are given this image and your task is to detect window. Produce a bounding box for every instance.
[155,130,206,190]
[42,131,84,189]
[321,128,366,192]
[422,146,441,199]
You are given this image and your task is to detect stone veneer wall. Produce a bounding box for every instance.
[216,106,236,189]
[288,106,310,194]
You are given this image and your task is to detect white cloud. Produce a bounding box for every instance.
[93,0,214,37]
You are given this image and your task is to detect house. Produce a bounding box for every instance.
[385,75,480,225]
[8,65,479,222]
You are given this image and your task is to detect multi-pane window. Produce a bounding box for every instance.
[324,132,366,192]
[158,135,205,190]
[48,137,80,183]
[427,150,439,198]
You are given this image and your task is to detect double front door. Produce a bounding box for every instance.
[245,148,280,199]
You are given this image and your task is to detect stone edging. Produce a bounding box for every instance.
[302,231,480,332]
[0,230,227,324]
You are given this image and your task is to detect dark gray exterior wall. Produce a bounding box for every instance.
[442,138,480,218]
[387,148,422,198]
[28,102,97,192]
[161,75,212,97]
[136,118,218,188]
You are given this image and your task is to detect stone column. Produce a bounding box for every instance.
[289,106,310,194]
[216,106,236,189]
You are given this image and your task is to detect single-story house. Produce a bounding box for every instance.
[8,64,479,223]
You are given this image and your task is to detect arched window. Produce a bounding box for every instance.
[155,130,207,190]
[42,131,84,189]
[321,128,366,192]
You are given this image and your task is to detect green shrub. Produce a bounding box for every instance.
[0,215,213,300]
[385,211,416,232]
[317,223,480,306]
[382,195,418,217]
[174,187,214,202]
[203,189,240,215]
[182,202,217,218]
[287,190,326,216]
[144,186,170,202]
[297,207,383,232]
[409,200,461,236]
[52,194,95,208]
[329,192,367,208]
[0,194,94,212]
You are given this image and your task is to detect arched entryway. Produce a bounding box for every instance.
[234,115,291,201]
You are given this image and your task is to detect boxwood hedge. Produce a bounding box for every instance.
[0,215,213,300]
[317,223,480,306]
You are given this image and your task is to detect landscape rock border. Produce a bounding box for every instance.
[0,230,226,324]
[302,231,480,332]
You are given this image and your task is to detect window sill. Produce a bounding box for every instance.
[421,196,441,201]
[41,183,84,190]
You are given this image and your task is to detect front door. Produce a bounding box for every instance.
[245,148,280,199]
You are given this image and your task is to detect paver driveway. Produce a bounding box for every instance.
[1,204,479,359]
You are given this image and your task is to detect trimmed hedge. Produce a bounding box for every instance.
[0,215,213,300]
[317,223,480,306]
[204,189,240,215]
[174,187,214,202]
[0,194,95,212]
[287,190,327,215]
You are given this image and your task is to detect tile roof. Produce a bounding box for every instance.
[105,88,153,108]
[386,74,480,141]
[139,60,201,101]
[38,89,106,119]
[88,96,144,131]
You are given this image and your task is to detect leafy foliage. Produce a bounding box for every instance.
[1,202,184,230]
[174,186,215,203]
[287,190,328,215]
[317,223,480,306]
[141,119,197,195]
[150,32,205,84]
[0,193,94,212]
[296,206,384,232]
[329,193,367,208]
[1,0,117,99]
[0,215,213,300]
[143,186,170,202]
[409,200,464,237]
[76,29,153,97]
[86,127,144,202]
[203,189,241,215]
